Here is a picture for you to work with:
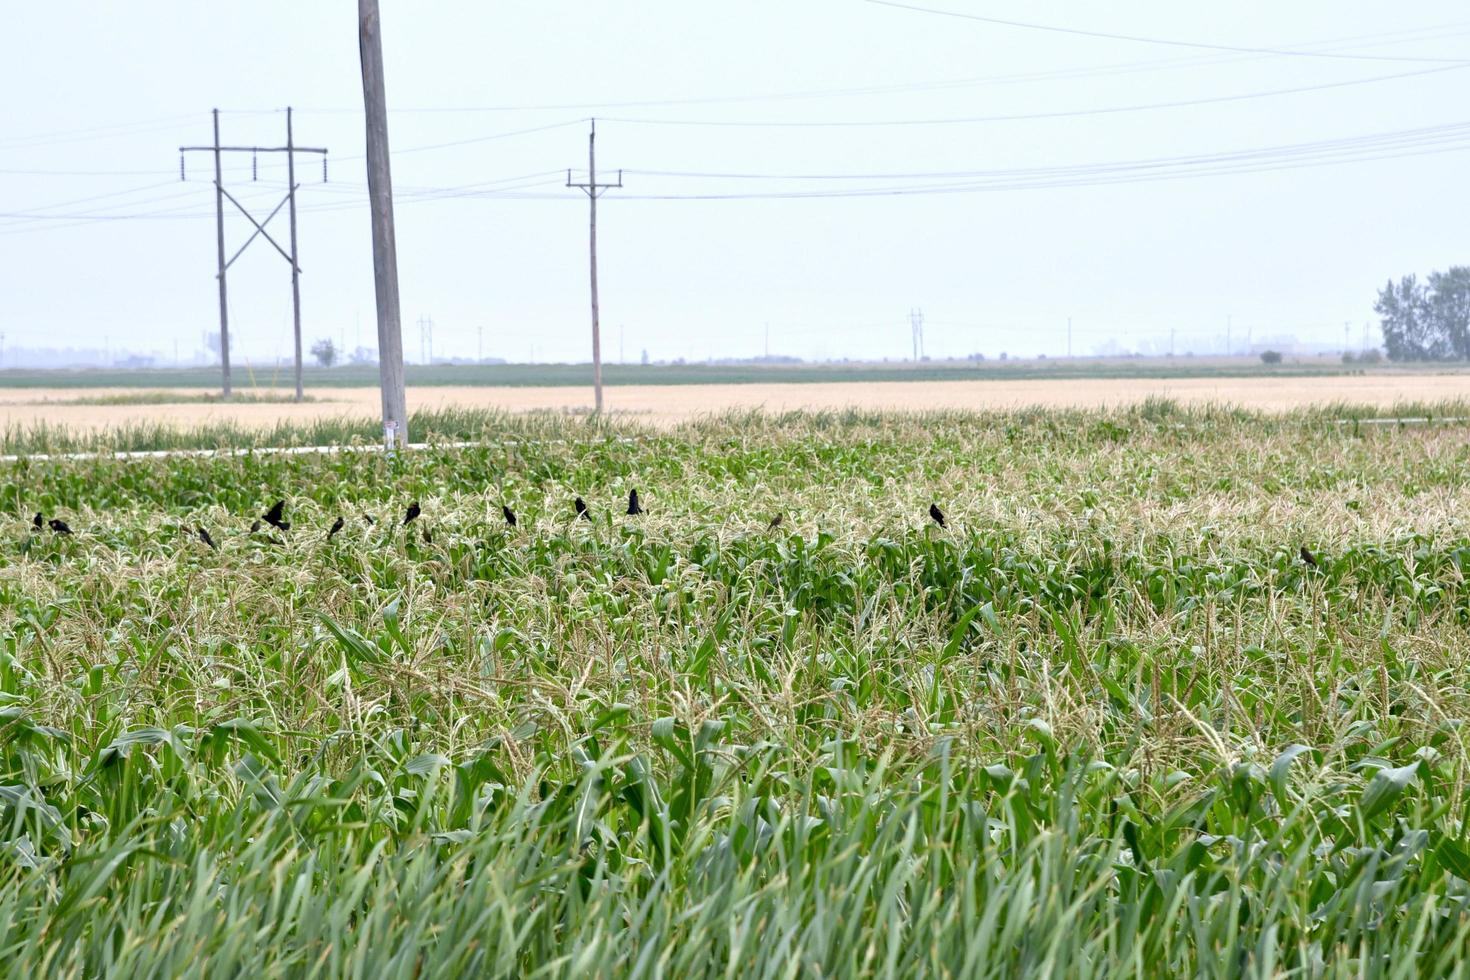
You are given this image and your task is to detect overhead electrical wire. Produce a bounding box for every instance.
[0,179,182,216]
[607,124,1470,199]
[3,113,1467,231]
[601,64,1467,128]
[0,113,202,150]
[286,22,1470,115]
[862,0,1470,65]
[623,120,1470,182]
[330,119,585,163]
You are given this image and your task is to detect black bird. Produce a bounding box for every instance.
[575,497,590,521]
[262,500,290,532]
[626,489,643,516]
[929,503,947,528]
[502,504,517,527]
[250,519,263,534]
[328,516,345,540]
[48,518,72,535]
[361,511,376,526]
[197,526,217,550]
[32,513,43,530]
[403,501,421,526]
[769,514,783,530]
[1300,545,1318,568]
[422,526,433,544]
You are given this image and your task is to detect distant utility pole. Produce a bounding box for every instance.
[359,0,408,448]
[417,315,434,364]
[1344,321,1351,353]
[910,308,925,360]
[180,108,327,401]
[567,119,622,413]
[1170,328,1176,357]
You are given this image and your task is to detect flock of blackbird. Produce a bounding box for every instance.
[27,497,1325,568]
[29,489,667,549]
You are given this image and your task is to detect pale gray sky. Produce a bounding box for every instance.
[1,2,1466,365]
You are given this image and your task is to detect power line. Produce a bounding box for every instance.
[623,119,1470,182]
[331,118,584,163]
[0,179,181,216]
[604,120,1470,198]
[0,113,202,150]
[0,118,203,154]
[3,118,1466,232]
[862,0,1470,65]
[602,64,1467,128]
[284,22,1470,114]
[608,140,1470,199]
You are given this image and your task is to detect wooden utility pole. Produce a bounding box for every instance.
[359,0,408,447]
[212,109,231,398]
[181,111,325,402]
[567,120,622,413]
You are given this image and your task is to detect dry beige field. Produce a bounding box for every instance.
[3,373,1469,432]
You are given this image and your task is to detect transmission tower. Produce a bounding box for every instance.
[910,308,925,360]
[180,108,327,401]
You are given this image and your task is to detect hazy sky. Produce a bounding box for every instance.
[2,2,1466,365]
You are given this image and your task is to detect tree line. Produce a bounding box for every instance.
[1375,266,1470,361]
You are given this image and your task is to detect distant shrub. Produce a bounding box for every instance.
[1360,348,1383,364]
[1260,350,1283,365]
[1342,350,1358,364]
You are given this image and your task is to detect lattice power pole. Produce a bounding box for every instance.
[567,119,622,413]
[180,108,327,401]
[910,308,925,361]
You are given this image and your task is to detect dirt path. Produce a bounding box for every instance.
[3,373,1468,431]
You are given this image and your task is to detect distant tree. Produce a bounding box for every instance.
[310,338,338,368]
[1429,267,1470,358]
[1260,350,1283,365]
[1375,267,1470,361]
[1359,348,1383,364]
[349,345,377,365]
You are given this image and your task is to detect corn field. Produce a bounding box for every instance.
[4,402,1470,976]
